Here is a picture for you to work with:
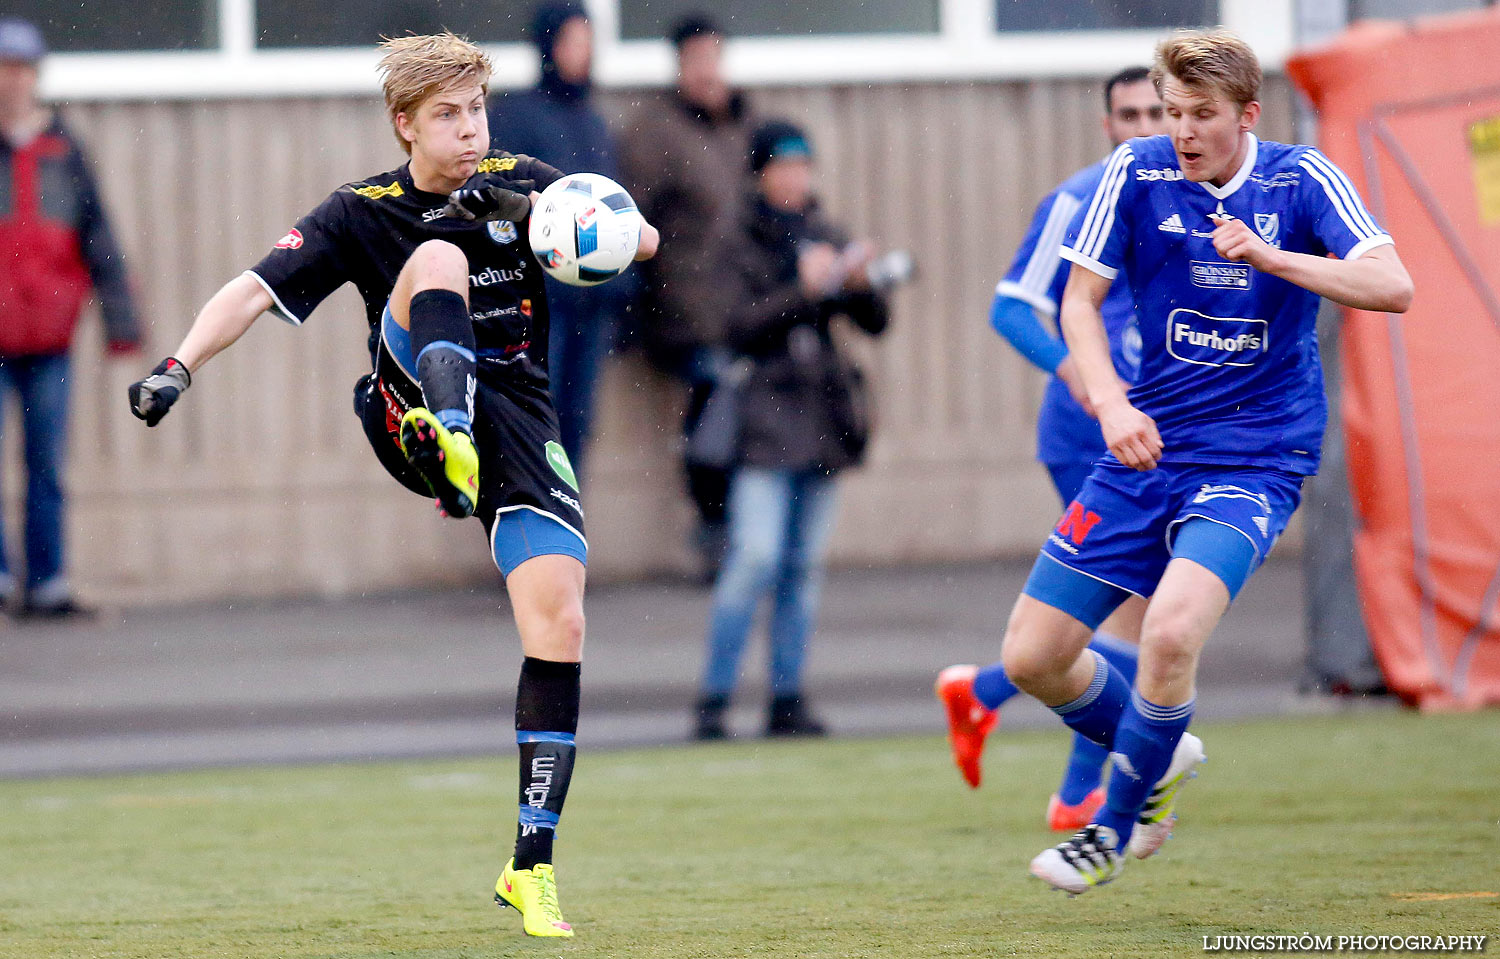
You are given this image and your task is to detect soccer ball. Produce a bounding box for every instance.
[528,173,642,287]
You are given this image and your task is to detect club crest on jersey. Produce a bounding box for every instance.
[274,227,304,250]
[487,220,518,244]
[1254,212,1280,247]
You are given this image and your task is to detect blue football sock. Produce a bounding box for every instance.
[1057,733,1111,805]
[1054,639,1138,805]
[972,661,1019,710]
[1095,692,1195,848]
[1049,650,1131,751]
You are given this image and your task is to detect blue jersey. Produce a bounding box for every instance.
[998,160,1141,466]
[1062,134,1392,475]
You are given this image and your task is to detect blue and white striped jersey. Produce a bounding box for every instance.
[997,160,1140,466]
[1062,133,1393,475]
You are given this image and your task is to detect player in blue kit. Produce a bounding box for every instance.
[936,67,1168,832]
[1001,29,1412,895]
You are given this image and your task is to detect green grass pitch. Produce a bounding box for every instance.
[1,711,1497,958]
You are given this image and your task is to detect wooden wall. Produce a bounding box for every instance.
[38,77,1294,604]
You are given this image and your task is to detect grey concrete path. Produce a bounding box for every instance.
[0,559,1356,778]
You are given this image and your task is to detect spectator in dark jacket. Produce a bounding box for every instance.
[694,120,890,740]
[0,19,139,617]
[619,13,756,576]
[487,1,633,482]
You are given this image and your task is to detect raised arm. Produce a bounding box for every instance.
[1209,220,1413,313]
[127,274,272,426]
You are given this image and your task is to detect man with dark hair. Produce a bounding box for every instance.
[937,65,1166,831]
[0,17,140,617]
[487,1,633,482]
[619,12,755,578]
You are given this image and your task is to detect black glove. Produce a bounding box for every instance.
[128,357,191,427]
[442,179,535,222]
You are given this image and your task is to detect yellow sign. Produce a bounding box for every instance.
[352,181,404,200]
[1469,115,1500,226]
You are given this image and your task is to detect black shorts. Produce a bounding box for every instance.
[355,309,587,565]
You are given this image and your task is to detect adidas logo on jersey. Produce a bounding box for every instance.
[1158,213,1186,234]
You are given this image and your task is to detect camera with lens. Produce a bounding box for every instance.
[862,249,916,293]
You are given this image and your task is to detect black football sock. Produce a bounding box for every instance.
[513,656,581,870]
[408,288,476,436]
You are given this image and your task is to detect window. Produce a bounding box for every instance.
[619,0,939,41]
[14,0,217,52]
[1351,0,1483,18]
[41,0,1290,100]
[995,0,1216,32]
[256,0,528,48]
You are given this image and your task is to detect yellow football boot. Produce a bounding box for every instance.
[494,859,573,938]
[398,407,479,519]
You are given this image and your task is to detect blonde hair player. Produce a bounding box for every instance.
[127,32,658,937]
[993,28,1411,895]
[937,65,1169,832]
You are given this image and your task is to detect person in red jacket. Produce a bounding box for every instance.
[0,18,140,617]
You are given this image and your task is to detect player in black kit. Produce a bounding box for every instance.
[126,33,658,939]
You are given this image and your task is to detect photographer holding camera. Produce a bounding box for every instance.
[692,119,908,739]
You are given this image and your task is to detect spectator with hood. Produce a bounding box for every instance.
[488,1,633,482]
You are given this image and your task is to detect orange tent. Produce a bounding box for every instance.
[1288,10,1500,709]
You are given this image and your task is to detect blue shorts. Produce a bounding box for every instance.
[1044,460,1095,508]
[1025,460,1303,626]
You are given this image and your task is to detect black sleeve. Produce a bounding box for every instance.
[245,191,352,325]
[67,137,139,346]
[726,241,822,356]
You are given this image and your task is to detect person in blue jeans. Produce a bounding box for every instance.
[694,120,891,739]
[0,19,140,616]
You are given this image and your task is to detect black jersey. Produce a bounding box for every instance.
[247,151,564,397]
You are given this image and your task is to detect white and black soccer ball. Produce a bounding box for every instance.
[528,173,642,287]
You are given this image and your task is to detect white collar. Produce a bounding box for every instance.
[1197,133,1258,201]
